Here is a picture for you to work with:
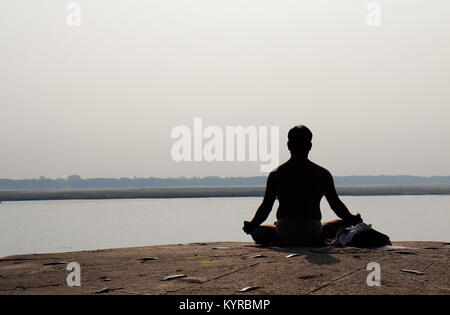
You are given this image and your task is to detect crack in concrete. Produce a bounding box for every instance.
[305,266,365,295]
[422,261,435,272]
[0,283,62,293]
[161,262,261,294]
[208,263,260,282]
[306,257,390,295]
[0,257,63,263]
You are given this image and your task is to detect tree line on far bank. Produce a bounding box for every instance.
[1,175,450,190]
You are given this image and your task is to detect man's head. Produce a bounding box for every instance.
[287,125,313,156]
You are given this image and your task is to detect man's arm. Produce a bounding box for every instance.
[243,173,277,234]
[324,171,362,224]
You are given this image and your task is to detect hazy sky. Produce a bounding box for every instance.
[1,1,449,179]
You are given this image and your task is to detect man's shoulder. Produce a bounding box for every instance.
[270,160,332,178]
[308,161,332,176]
[270,160,291,174]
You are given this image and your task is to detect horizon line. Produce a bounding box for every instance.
[2,174,450,181]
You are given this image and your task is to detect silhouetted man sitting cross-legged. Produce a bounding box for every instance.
[243,125,362,246]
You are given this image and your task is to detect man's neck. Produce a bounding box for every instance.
[289,154,309,163]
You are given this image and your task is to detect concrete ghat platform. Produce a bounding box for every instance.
[0,241,449,295]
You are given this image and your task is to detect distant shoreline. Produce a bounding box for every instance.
[1,185,450,201]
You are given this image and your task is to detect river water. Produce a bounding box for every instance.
[1,195,449,257]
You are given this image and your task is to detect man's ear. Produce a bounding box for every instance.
[287,141,292,151]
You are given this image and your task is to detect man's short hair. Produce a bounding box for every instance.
[288,125,313,152]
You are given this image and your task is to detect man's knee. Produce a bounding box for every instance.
[250,225,277,245]
[321,219,349,240]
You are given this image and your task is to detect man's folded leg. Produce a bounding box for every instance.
[321,219,349,241]
[250,225,278,246]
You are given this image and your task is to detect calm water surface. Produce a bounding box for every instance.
[0,196,449,257]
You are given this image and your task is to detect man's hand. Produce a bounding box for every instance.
[243,221,257,234]
[346,213,363,226]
